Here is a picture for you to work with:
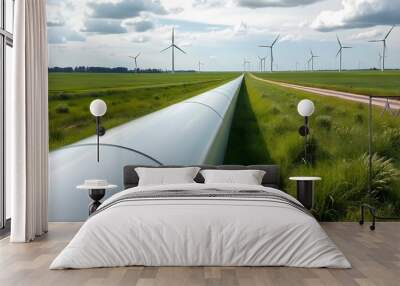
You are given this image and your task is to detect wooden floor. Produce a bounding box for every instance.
[0,222,399,286]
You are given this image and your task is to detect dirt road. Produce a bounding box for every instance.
[250,73,400,111]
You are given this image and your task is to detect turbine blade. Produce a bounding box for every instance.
[160,45,172,53]
[136,52,141,58]
[174,45,186,54]
[272,34,280,46]
[336,48,341,57]
[259,45,271,48]
[336,35,342,47]
[368,40,382,42]
[343,46,352,49]
[384,25,395,40]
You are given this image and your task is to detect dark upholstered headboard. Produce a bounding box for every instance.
[123,165,281,190]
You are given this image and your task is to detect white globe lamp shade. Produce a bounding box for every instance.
[90,99,107,117]
[297,99,315,117]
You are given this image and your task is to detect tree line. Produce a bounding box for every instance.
[48,66,195,73]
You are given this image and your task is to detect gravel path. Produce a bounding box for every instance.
[250,73,400,111]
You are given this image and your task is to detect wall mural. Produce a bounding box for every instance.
[48,0,400,222]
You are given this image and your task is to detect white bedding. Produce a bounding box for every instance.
[50,183,351,269]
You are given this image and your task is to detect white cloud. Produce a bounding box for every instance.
[179,41,193,48]
[47,19,65,27]
[311,0,400,31]
[48,27,86,44]
[123,16,155,32]
[280,33,302,42]
[350,28,383,41]
[81,19,128,34]
[192,0,227,8]
[237,0,322,8]
[233,21,248,35]
[88,0,167,19]
[131,35,150,43]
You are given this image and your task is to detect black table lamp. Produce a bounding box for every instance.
[90,99,107,162]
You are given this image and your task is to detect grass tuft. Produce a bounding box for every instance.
[315,115,332,131]
[55,104,70,114]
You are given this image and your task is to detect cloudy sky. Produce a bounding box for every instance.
[47,0,400,71]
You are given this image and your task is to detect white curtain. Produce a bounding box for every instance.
[9,0,49,242]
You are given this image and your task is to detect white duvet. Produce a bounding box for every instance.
[50,183,351,269]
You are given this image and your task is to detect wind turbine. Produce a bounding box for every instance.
[310,50,319,71]
[243,58,250,72]
[306,59,310,71]
[336,36,352,72]
[369,25,395,71]
[160,28,186,73]
[129,53,140,72]
[257,56,264,72]
[259,34,280,72]
[262,56,267,72]
[198,61,204,72]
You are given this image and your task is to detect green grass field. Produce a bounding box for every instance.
[254,71,400,97]
[49,72,239,150]
[225,74,400,221]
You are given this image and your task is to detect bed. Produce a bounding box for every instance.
[50,165,351,269]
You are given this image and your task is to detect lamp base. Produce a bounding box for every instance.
[88,189,105,215]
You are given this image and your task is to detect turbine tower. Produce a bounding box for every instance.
[160,28,186,73]
[336,36,352,72]
[306,59,311,71]
[259,34,280,72]
[129,53,141,72]
[262,56,267,72]
[378,53,383,69]
[198,61,204,72]
[257,56,264,72]
[243,58,250,72]
[310,50,319,71]
[369,25,395,71]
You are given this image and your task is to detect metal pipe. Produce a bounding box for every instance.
[48,75,244,221]
[368,96,372,195]
[304,116,309,164]
[96,116,100,162]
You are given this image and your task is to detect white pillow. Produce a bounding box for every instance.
[200,169,266,185]
[135,167,200,186]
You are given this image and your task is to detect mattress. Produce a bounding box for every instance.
[50,183,351,269]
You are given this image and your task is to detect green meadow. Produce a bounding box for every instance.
[49,72,239,150]
[225,74,400,221]
[254,71,400,97]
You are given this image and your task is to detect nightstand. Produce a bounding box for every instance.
[77,180,118,215]
[289,177,321,210]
